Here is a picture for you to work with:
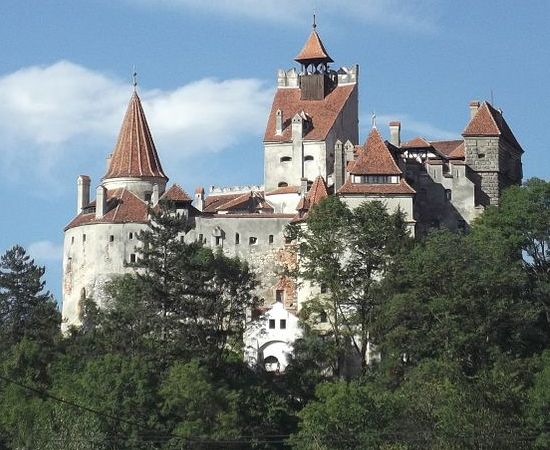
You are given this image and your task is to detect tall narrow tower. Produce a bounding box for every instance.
[263,25,359,192]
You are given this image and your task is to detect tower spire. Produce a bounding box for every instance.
[312,10,317,29]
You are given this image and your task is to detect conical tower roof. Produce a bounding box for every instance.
[351,128,402,176]
[103,92,168,181]
[295,29,333,65]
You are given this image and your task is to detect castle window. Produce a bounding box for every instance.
[445,189,452,201]
[249,236,257,245]
[144,192,152,202]
[280,319,287,329]
[109,235,114,242]
[235,233,240,245]
[128,232,134,240]
[477,152,485,159]
[180,235,185,243]
[276,289,284,303]
[268,234,274,244]
[129,253,136,263]
[71,236,74,244]
[320,283,328,294]
[307,180,313,190]
[198,233,203,243]
[280,156,292,163]
[319,311,328,323]
[215,236,222,246]
[269,319,276,329]
[278,182,288,188]
[304,155,314,161]
[82,234,86,243]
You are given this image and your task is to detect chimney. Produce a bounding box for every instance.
[469,101,480,120]
[95,185,106,219]
[195,186,205,211]
[334,140,344,191]
[151,184,160,206]
[300,177,308,196]
[292,113,303,141]
[77,175,90,214]
[275,109,283,135]
[389,121,401,147]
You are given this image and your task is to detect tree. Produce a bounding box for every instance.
[472,178,550,332]
[377,229,543,377]
[101,202,257,368]
[290,196,409,375]
[0,245,60,351]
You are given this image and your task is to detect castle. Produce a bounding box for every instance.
[62,25,523,370]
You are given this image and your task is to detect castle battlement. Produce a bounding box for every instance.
[209,185,264,195]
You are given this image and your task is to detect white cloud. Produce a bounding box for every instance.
[364,113,459,142]
[131,0,439,30]
[27,240,64,262]
[0,61,273,182]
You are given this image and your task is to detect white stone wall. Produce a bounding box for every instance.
[62,222,147,330]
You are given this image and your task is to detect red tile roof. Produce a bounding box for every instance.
[264,84,356,143]
[203,194,242,213]
[338,178,415,195]
[161,184,192,202]
[265,185,300,195]
[295,30,333,64]
[447,142,465,158]
[462,102,522,150]
[429,140,463,157]
[401,136,432,149]
[103,92,168,181]
[65,188,149,230]
[292,176,328,223]
[350,128,402,176]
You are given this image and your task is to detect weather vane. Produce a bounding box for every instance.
[372,111,377,129]
[313,10,317,29]
[132,66,138,92]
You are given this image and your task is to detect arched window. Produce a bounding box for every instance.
[280,156,292,163]
[304,155,314,161]
[278,182,288,188]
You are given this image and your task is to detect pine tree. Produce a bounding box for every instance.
[0,245,60,351]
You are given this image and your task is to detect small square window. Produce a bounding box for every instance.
[249,236,257,245]
[129,253,136,263]
[198,233,203,243]
[276,289,284,303]
[109,235,114,242]
[320,284,327,294]
[215,236,222,246]
[319,311,328,323]
[269,319,275,329]
[129,232,134,239]
[82,234,86,243]
[280,319,286,329]
[235,233,240,245]
[445,189,452,201]
[268,234,274,244]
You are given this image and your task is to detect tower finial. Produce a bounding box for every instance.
[132,66,138,92]
[372,111,377,129]
[313,10,317,29]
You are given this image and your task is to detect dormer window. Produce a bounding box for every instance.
[352,175,399,184]
[278,182,288,188]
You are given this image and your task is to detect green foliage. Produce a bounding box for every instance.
[0,245,60,351]
[378,228,543,376]
[291,196,410,376]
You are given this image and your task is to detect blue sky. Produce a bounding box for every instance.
[1,0,549,302]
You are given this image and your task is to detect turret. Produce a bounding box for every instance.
[102,90,168,199]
